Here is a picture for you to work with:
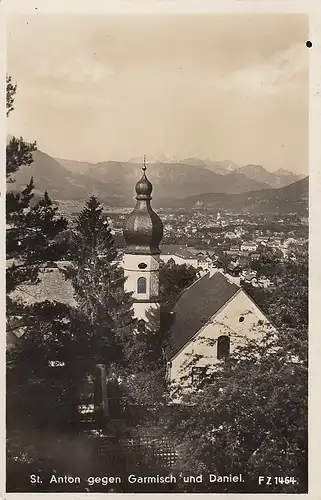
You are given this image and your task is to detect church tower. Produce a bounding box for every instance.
[122,157,163,329]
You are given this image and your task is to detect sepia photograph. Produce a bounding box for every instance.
[5,9,309,494]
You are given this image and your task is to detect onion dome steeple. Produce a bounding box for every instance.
[123,156,163,255]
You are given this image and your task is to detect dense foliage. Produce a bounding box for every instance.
[159,260,197,308]
[64,196,134,363]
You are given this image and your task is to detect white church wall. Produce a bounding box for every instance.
[169,289,274,389]
[123,253,161,323]
[123,253,160,299]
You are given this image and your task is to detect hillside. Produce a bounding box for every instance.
[11,150,126,204]
[55,157,92,175]
[165,177,309,214]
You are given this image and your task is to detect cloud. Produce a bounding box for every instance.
[8,17,115,86]
[35,54,115,85]
[16,81,112,111]
[7,16,308,171]
[211,43,308,96]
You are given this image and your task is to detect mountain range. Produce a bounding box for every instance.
[56,156,304,189]
[56,157,274,199]
[231,164,305,188]
[8,138,307,212]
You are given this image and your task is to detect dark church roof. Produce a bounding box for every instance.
[123,160,163,255]
[166,271,240,359]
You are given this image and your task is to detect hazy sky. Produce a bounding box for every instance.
[7,14,308,173]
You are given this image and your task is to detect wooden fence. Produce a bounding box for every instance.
[96,425,178,471]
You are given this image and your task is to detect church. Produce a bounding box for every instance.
[122,161,274,389]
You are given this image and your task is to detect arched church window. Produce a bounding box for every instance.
[137,277,147,294]
[217,335,230,359]
[138,262,147,269]
[137,319,146,333]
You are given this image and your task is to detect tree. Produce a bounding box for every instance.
[122,306,170,414]
[65,196,133,359]
[170,333,307,493]
[250,245,283,278]
[6,137,37,183]
[6,76,36,182]
[6,75,17,117]
[216,251,233,273]
[6,77,67,328]
[63,196,135,428]
[7,302,87,430]
[246,245,308,329]
[7,190,67,297]
[159,261,197,309]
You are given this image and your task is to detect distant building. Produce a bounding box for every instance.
[160,245,199,268]
[240,241,257,252]
[229,245,240,253]
[249,253,261,261]
[256,236,268,244]
[240,270,257,282]
[225,231,238,239]
[227,261,241,276]
[270,238,282,247]
[235,227,246,237]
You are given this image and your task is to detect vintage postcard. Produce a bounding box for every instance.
[2,0,320,496]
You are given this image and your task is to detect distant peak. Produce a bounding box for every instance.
[274,168,292,175]
[240,164,266,171]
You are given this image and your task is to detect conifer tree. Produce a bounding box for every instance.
[6,75,16,118]
[65,196,134,382]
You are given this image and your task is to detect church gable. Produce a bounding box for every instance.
[165,271,239,359]
[167,274,273,386]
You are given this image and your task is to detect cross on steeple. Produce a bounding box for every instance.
[142,154,147,172]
